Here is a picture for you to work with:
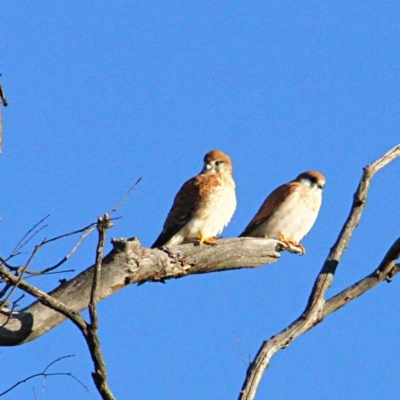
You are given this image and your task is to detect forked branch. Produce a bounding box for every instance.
[0,216,116,400]
[0,355,87,397]
[238,144,400,400]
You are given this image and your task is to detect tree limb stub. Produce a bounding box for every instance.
[0,237,280,346]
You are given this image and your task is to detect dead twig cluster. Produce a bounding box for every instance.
[0,179,142,399]
[0,355,87,397]
[0,217,96,310]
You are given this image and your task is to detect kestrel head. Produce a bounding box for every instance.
[295,170,326,190]
[202,150,233,174]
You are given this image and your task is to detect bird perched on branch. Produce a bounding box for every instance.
[239,170,325,254]
[152,150,236,248]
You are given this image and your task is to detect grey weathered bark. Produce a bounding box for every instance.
[0,237,281,346]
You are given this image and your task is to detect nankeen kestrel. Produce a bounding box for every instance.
[151,150,236,248]
[239,171,325,254]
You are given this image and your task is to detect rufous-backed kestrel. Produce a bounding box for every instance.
[152,150,236,248]
[239,170,325,254]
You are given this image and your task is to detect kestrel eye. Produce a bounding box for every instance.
[215,161,223,166]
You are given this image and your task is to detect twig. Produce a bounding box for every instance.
[0,217,117,399]
[43,355,75,373]
[18,177,142,275]
[12,215,50,255]
[25,269,75,278]
[0,244,42,310]
[0,75,8,107]
[22,218,118,276]
[109,177,142,214]
[0,282,12,301]
[7,177,141,277]
[0,293,24,328]
[0,263,88,332]
[5,221,98,277]
[39,222,96,246]
[0,255,18,269]
[23,223,97,275]
[89,215,111,328]
[0,355,87,397]
[323,239,400,316]
[87,214,116,400]
[238,144,400,400]
[236,335,251,367]
[0,180,140,399]
[0,74,7,155]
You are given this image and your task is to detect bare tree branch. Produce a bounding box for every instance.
[0,244,42,308]
[109,177,142,214]
[0,262,89,335]
[86,214,116,400]
[2,177,141,281]
[21,223,97,276]
[0,282,13,301]
[0,355,87,397]
[0,293,24,328]
[0,177,146,349]
[238,144,400,400]
[0,237,280,345]
[0,73,7,156]
[1,216,117,399]
[12,215,50,255]
[0,75,8,107]
[323,239,400,316]
[1,146,398,400]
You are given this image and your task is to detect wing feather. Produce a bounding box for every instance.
[239,181,301,237]
[151,174,219,248]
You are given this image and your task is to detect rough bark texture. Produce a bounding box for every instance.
[0,237,282,346]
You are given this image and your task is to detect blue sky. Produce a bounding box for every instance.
[1,1,400,399]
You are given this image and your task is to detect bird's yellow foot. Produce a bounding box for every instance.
[194,231,217,246]
[278,234,305,255]
[278,233,292,248]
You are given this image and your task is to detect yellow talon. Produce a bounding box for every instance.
[278,233,291,248]
[278,234,305,255]
[195,231,217,246]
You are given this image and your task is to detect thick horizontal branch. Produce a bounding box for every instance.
[0,237,281,346]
